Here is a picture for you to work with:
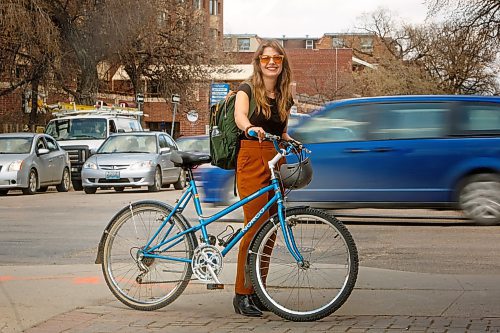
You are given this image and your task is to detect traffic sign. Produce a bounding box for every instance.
[171,94,181,104]
[136,93,144,103]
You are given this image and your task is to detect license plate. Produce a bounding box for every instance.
[105,171,120,179]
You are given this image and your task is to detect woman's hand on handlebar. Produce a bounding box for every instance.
[247,126,266,142]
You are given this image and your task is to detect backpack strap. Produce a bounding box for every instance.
[233,82,256,197]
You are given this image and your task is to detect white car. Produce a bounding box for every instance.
[81,132,186,193]
[0,133,71,195]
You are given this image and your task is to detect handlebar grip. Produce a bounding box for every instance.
[248,129,257,138]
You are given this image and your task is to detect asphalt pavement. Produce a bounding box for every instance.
[1,263,500,333]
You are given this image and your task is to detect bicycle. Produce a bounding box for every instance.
[96,132,359,322]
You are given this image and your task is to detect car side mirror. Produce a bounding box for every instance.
[160,147,171,154]
[38,148,50,155]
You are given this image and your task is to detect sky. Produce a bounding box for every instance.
[223,0,430,38]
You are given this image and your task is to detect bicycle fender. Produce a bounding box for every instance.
[95,200,196,264]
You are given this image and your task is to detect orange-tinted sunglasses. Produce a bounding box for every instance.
[259,55,284,65]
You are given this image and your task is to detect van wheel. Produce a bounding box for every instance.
[173,171,186,190]
[0,190,9,196]
[22,169,38,195]
[72,181,83,191]
[459,174,500,225]
[148,168,162,192]
[84,187,97,194]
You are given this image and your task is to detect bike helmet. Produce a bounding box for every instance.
[279,158,313,189]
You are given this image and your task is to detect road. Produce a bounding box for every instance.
[1,187,500,332]
[1,187,499,274]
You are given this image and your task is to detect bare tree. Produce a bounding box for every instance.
[0,0,61,123]
[115,0,223,112]
[428,0,500,39]
[353,7,499,95]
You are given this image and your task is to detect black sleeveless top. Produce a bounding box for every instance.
[238,83,293,139]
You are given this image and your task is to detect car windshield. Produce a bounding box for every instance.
[45,118,107,140]
[0,137,32,154]
[176,137,210,153]
[98,135,157,154]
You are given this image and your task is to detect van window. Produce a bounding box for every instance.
[294,105,369,144]
[114,118,142,132]
[371,103,448,140]
[458,103,500,133]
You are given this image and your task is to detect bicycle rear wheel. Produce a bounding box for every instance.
[101,201,196,310]
[248,207,358,321]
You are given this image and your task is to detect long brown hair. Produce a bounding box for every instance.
[250,39,293,121]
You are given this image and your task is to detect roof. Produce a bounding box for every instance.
[317,95,500,113]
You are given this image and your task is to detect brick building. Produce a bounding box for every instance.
[1,1,390,138]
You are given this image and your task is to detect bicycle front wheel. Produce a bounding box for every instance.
[249,207,358,321]
[102,201,196,311]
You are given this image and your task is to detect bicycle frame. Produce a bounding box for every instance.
[140,161,305,267]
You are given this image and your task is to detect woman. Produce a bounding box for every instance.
[233,39,295,317]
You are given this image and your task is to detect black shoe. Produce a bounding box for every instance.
[233,294,262,317]
[249,293,269,312]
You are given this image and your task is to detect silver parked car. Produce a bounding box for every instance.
[0,133,71,195]
[81,132,186,194]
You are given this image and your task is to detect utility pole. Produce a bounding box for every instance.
[170,94,180,137]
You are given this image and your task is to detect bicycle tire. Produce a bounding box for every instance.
[248,207,358,321]
[102,201,196,311]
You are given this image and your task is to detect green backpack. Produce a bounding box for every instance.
[209,85,256,170]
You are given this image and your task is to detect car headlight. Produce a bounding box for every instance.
[83,161,98,170]
[8,160,23,172]
[129,160,154,170]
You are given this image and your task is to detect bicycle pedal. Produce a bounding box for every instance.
[206,283,224,290]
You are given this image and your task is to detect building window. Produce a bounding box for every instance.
[237,38,250,51]
[332,37,344,48]
[193,0,201,9]
[223,37,232,51]
[209,0,218,15]
[360,37,373,53]
[305,39,314,49]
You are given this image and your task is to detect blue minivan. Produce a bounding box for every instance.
[288,95,500,225]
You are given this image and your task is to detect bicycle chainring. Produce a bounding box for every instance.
[191,244,223,283]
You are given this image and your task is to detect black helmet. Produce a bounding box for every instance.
[280,158,313,189]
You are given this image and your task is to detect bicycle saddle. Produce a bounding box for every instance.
[170,150,212,168]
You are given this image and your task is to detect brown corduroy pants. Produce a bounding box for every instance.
[235,140,284,295]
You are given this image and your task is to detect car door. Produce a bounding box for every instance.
[289,101,451,204]
[158,134,177,182]
[44,136,66,183]
[34,137,52,184]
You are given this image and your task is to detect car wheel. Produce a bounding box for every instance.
[162,183,171,189]
[84,187,97,194]
[72,181,83,191]
[22,169,38,195]
[0,189,8,196]
[114,187,125,192]
[38,186,48,193]
[148,168,162,192]
[173,170,186,190]
[459,174,500,226]
[56,168,71,192]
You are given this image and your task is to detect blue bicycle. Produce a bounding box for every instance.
[96,133,358,322]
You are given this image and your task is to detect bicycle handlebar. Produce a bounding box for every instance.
[247,129,310,155]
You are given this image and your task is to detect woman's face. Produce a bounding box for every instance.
[259,47,283,80]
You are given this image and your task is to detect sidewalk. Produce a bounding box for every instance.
[1,264,500,333]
